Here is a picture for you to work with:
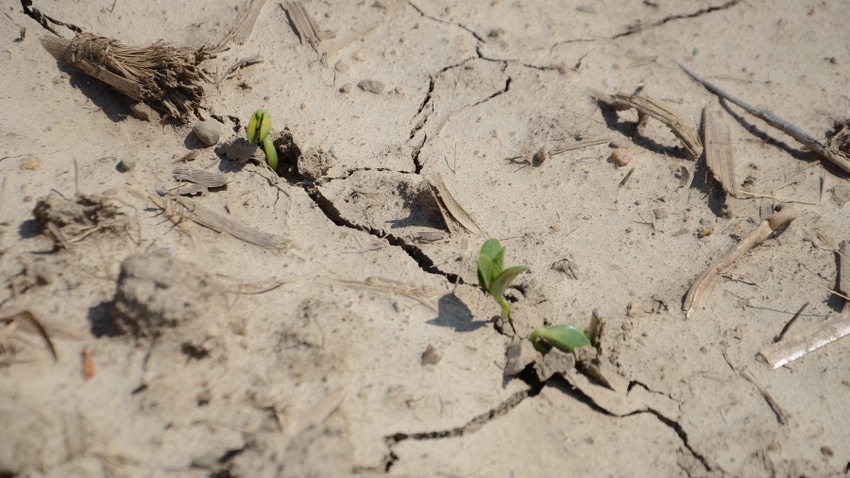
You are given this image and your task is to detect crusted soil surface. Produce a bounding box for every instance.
[2,1,850,477]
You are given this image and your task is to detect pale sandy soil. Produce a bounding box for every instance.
[2,1,850,477]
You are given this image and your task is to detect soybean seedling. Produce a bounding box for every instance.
[528,324,591,355]
[477,239,528,322]
[247,109,278,171]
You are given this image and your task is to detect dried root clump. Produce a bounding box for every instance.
[42,33,214,123]
[33,194,126,247]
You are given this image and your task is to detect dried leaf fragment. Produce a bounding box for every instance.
[425,173,482,235]
[702,108,738,196]
[593,90,703,160]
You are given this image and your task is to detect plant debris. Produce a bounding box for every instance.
[0,309,58,362]
[683,204,797,319]
[425,173,482,235]
[41,34,213,123]
[702,108,738,196]
[129,186,287,248]
[676,60,850,175]
[593,89,703,160]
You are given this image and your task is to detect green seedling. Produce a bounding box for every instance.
[529,324,591,355]
[477,238,528,322]
[247,109,278,171]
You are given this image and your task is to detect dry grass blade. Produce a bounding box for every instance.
[211,0,268,51]
[425,173,482,235]
[550,138,612,155]
[675,60,850,175]
[702,108,738,196]
[332,278,444,312]
[683,205,797,319]
[41,34,212,123]
[283,1,323,51]
[0,310,58,361]
[839,241,850,297]
[593,90,703,160]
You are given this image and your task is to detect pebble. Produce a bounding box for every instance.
[339,83,352,93]
[611,147,632,167]
[193,119,220,147]
[653,208,669,220]
[20,156,40,171]
[358,79,385,94]
[335,60,350,73]
[129,102,159,122]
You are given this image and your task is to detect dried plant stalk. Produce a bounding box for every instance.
[758,310,850,369]
[683,205,797,319]
[130,186,287,248]
[41,34,212,123]
[702,108,738,196]
[593,90,703,160]
[283,1,323,51]
[676,60,850,175]
[839,241,849,298]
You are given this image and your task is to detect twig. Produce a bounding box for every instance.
[683,205,797,318]
[775,302,808,342]
[675,60,850,175]
[740,370,790,425]
[549,137,612,156]
[777,268,850,302]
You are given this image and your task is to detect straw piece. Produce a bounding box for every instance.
[283,1,323,51]
[758,310,850,369]
[702,108,738,196]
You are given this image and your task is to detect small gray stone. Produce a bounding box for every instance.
[358,79,385,95]
[193,120,221,147]
[129,102,159,122]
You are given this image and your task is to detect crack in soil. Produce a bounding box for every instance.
[613,0,743,39]
[355,385,541,473]
[303,183,460,283]
[407,0,485,44]
[621,380,713,473]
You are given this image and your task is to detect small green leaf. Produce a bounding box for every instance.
[247,109,271,144]
[529,324,591,354]
[489,265,529,300]
[477,253,495,291]
[478,239,506,292]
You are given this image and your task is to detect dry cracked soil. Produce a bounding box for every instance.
[2,1,850,477]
